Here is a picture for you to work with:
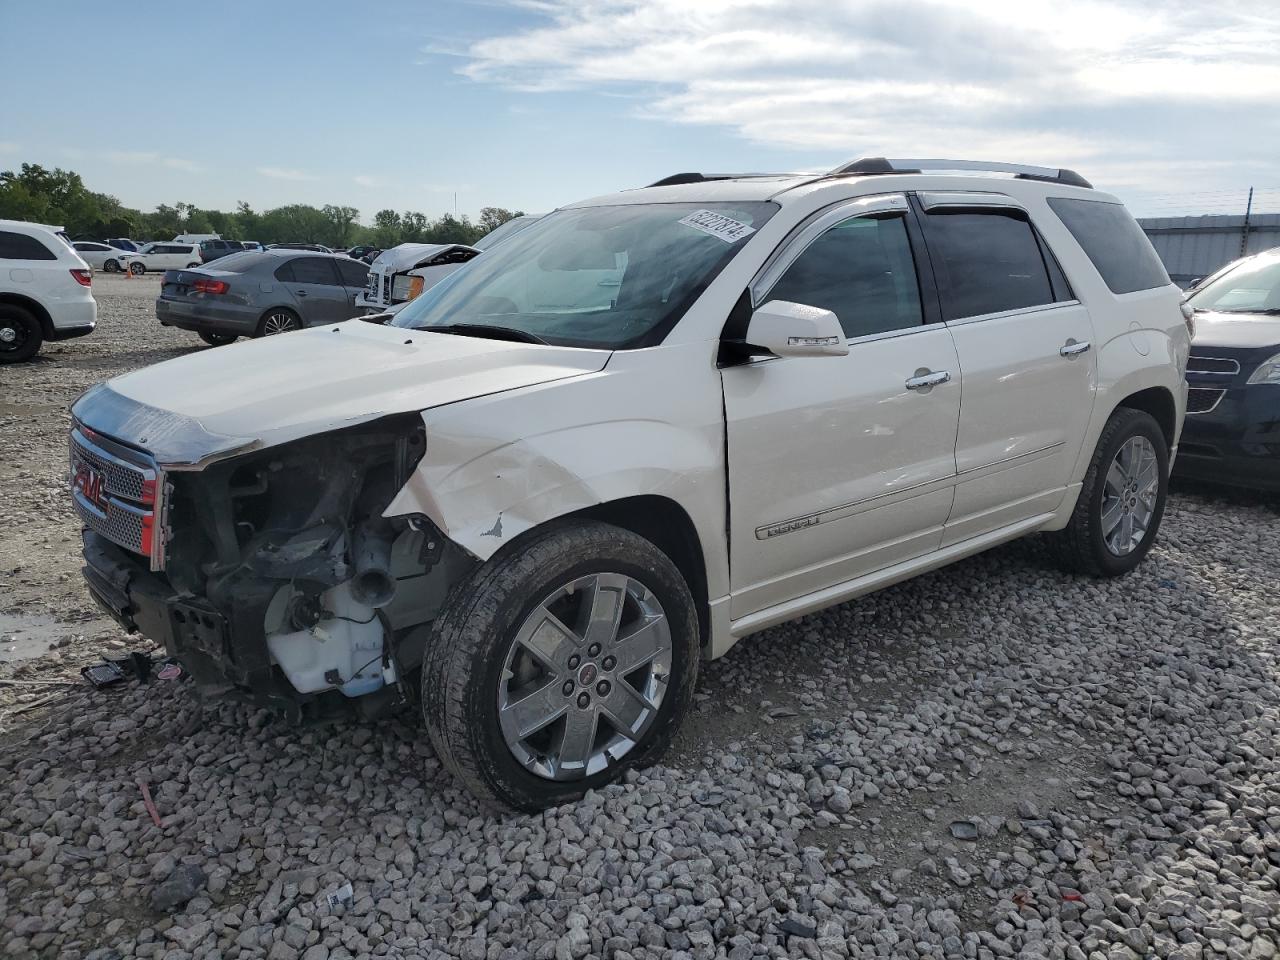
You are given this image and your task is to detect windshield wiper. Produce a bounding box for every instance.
[425,323,549,345]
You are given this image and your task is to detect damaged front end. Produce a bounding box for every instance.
[72,405,474,719]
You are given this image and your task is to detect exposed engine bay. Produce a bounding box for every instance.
[76,413,474,719]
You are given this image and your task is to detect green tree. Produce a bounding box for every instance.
[322,205,360,247]
[371,209,402,248]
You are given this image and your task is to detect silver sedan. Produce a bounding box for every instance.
[155,250,369,346]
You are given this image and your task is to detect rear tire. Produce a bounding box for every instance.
[256,309,302,336]
[199,331,237,346]
[0,305,43,364]
[423,520,699,811]
[1047,408,1168,577]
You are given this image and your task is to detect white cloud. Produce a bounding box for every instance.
[0,141,18,154]
[353,174,380,188]
[456,0,1280,200]
[105,150,202,172]
[257,166,319,182]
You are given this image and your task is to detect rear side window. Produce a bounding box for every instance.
[0,231,57,261]
[336,259,369,286]
[766,215,924,338]
[1047,197,1169,294]
[285,257,340,285]
[924,211,1055,320]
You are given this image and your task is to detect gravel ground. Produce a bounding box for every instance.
[2,275,1279,960]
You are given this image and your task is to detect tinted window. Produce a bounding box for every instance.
[208,251,274,273]
[925,211,1055,320]
[1047,197,1169,295]
[0,231,57,260]
[767,215,923,338]
[286,257,340,285]
[336,259,369,286]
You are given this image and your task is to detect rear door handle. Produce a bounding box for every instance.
[905,370,951,391]
[294,289,308,297]
[1060,339,1091,357]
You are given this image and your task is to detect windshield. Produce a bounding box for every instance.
[392,201,777,349]
[472,215,540,252]
[1187,254,1280,313]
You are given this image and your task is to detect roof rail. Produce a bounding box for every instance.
[830,157,1092,189]
[645,171,798,188]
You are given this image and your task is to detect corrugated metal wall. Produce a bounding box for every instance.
[1139,214,1280,287]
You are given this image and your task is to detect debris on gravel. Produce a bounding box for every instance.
[2,276,1278,958]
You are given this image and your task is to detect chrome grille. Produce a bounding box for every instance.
[381,272,393,304]
[1186,387,1225,414]
[69,426,166,569]
[1187,356,1240,376]
[365,270,378,299]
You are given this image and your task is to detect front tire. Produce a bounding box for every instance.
[1048,408,1168,577]
[423,521,699,811]
[0,305,43,363]
[257,309,302,336]
[128,261,145,276]
[103,259,120,273]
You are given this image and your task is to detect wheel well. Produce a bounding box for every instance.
[1116,386,1176,448]
[0,293,55,338]
[570,496,711,650]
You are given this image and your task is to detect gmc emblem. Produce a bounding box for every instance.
[73,462,108,511]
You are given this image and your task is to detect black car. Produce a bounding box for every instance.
[198,238,241,263]
[345,244,378,261]
[1175,247,1280,491]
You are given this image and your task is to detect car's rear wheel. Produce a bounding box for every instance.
[186,262,199,268]
[199,331,237,346]
[423,520,699,811]
[257,309,302,336]
[103,259,120,273]
[0,305,43,364]
[1048,407,1168,577]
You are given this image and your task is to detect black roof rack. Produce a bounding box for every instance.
[831,157,1092,189]
[645,172,798,188]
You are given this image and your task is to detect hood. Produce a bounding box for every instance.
[1191,310,1280,351]
[73,320,610,468]
[371,243,479,274]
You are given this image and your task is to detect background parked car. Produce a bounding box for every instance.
[71,240,143,274]
[345,245,379,261]
[156,250,369,345]
[107,238,144,253]
[1,219,96,362]
[198,238,241,263]
[268,242,334,253]
[1176,246,1280,491]
[135,242,202,272]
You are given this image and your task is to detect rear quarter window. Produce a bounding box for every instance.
[1047,197,1169,294]
[0,231,57,260]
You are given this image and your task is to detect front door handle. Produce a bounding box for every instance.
[294,289,308,297]
[1060,339,1091,357]
[905,369,951,391]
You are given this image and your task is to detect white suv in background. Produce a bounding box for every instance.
[69,158,1188,809]
[135,242,202,272]
[1,219,97,363]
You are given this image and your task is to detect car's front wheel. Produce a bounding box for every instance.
[128,261,145,276]
[423,521,699,811]
[257,309,302,336]
[1048,407,1168,577]
[103,259,120,273]
[0,305,43,364]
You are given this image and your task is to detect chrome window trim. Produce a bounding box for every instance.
[750,193,909,306]
[943,299,1082,327]
[917,190,1025,211]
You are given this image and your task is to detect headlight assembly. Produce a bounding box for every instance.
[1247,352,1280,385]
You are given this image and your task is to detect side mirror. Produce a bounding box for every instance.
[745,300,848,358]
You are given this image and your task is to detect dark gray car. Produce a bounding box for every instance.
[156,250,369,346]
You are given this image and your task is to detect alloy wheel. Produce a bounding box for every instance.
[0,320,25,353]
[1101,435,1159,556]
[497,572,672,781]
[262,313,299,335]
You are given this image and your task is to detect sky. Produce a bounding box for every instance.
[2,0,1277,222]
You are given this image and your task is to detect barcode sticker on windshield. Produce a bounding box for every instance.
[678,210,756,244]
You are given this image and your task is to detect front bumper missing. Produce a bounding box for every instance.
[81,530,300,710]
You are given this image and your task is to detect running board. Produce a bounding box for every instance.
[728,513,1055,641]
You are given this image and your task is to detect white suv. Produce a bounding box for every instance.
[68,159,1188,809]
[1,219,97,363]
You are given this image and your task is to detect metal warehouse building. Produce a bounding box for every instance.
[1139,213,1280,288]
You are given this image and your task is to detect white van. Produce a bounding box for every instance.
[136,242,202,271]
